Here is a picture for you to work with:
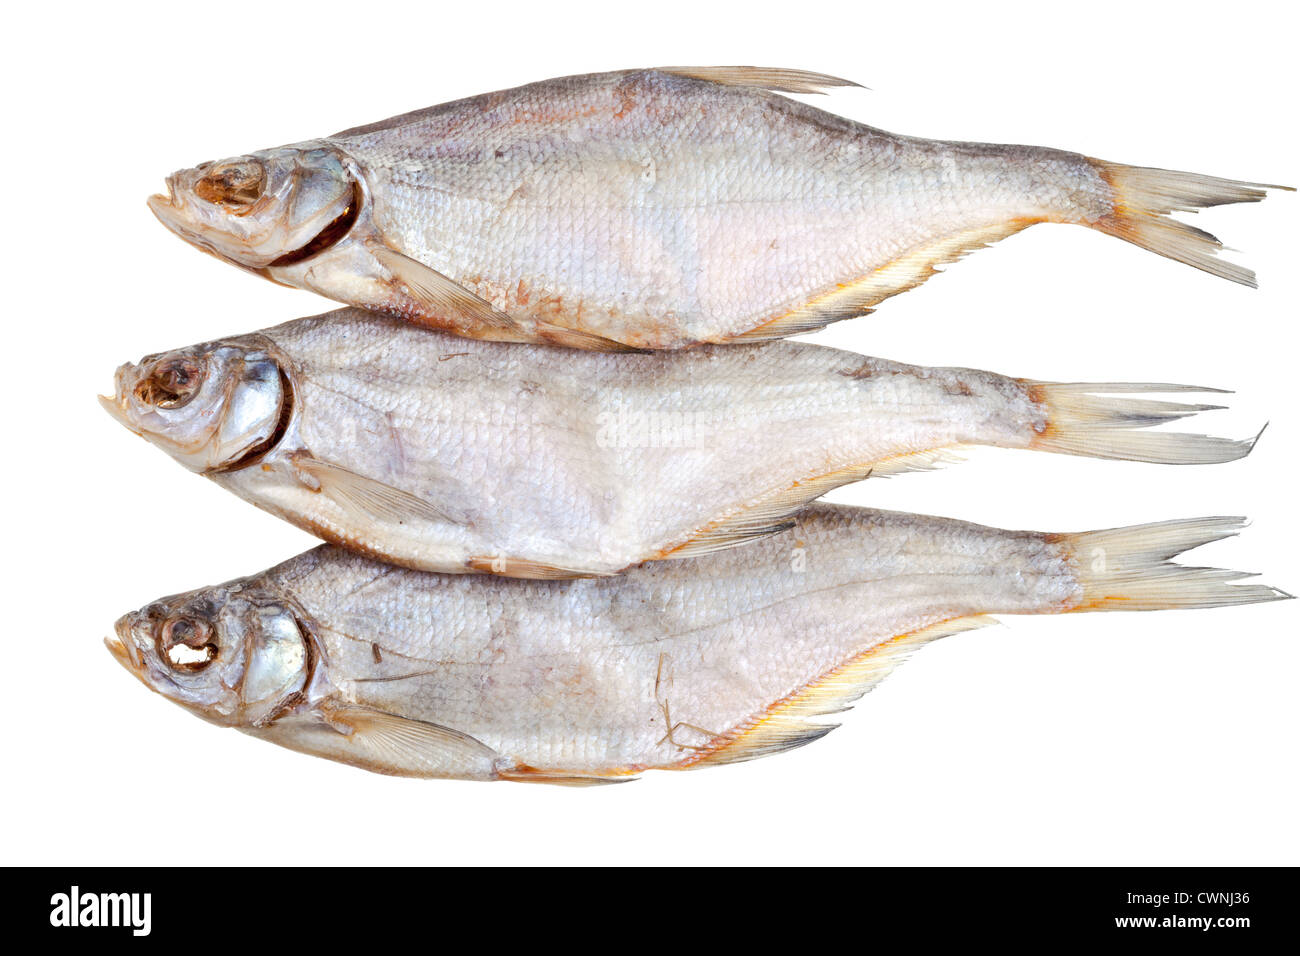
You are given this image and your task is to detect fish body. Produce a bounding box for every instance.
[102,308,1251,577]
[107,506,1286,781]
[148,68,1285,349]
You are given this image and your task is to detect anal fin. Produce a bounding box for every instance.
[730,304,876,342]
[499,764,638,786]
[684,616,995,768]
[731,220,1036,342]
[864,447,967,478]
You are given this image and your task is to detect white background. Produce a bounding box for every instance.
[4,0,1295,865]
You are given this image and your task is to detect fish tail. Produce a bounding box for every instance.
[1025,380,1259,465]
[1055,517,1290,612]
[1090,162,1292,287]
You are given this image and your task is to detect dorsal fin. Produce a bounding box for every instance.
[685,616,996,767]
[656,66,862,95]
[465,555,617,580]
[658,451,966,562]
[658,465,878,561]
[657,517,800,561]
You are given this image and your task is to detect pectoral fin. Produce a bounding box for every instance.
[316,702,503,779]
[369,240,518,332]
[369,239,640,351]
[294,455,472,527]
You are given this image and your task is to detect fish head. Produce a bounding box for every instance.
[107,584,313,728]
[100,342,287,473]
[148,145,358,271]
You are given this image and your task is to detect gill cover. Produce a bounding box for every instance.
[102,344,287,473]
[148,145,358,269]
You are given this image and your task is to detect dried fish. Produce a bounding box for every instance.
[102,309,1252,576]
[106,506,1287,781]
[149,67,1288,349]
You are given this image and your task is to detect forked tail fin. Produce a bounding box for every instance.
[1092,162,1292,287]
[1026,381,1260,464]
[1058,517,1290,612]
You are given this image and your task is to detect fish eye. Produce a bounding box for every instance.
[158,615,218,672]
[134,357,205,409]
[194,160,266,207]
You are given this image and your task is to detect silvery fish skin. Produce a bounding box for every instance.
[147,67,1286,350]
[105,505,1286,782]
[101,308,1252,578]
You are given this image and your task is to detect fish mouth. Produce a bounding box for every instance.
[147,172,220,248]
[151,170,180,206]
[99,394,142,438]
[98,364,142,436]
[146,186,188,239]
[146,171,179,216]
[106,618,143,674]
[146,180,262,271]
[146,192,171,218]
